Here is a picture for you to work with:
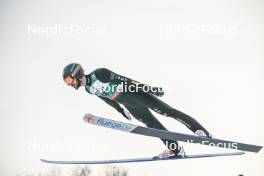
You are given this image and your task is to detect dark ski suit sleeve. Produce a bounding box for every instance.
[99,96,131,120]
[99,97,123,113]
[95,68,163,96]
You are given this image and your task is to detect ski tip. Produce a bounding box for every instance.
[40,159,60,164]
[83,114,94,123]
[40,159,50,163]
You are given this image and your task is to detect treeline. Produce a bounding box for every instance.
[18,165,128,176]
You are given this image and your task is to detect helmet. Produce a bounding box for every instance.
[63,63,84,89]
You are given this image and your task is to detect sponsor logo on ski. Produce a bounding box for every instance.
[96,118,135,132]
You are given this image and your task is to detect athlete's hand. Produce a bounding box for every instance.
[151,87,165,97]
[120,108,132,121]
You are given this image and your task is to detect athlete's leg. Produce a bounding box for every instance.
[123,104,181,155]
[135,92,212,137]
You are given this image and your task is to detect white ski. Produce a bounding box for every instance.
[40,152,244,164]
[83,114,262,153]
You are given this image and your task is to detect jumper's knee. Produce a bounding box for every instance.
[167,109,193,128]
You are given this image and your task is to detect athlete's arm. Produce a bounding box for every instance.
[95,68,164,97]
[99,97,132,120]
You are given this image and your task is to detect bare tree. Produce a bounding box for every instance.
[47,166,62,176]
[103,166,128,176]
[70,165,91,176]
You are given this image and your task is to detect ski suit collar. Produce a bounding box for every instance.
[85,74,92,86]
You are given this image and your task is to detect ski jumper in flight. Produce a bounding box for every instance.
[63,63,212,158]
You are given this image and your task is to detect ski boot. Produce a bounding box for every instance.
[154,147,185,159]
[195,130,213,138]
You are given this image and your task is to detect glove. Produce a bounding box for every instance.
[151,87,165,97]
[120,108,132,121]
